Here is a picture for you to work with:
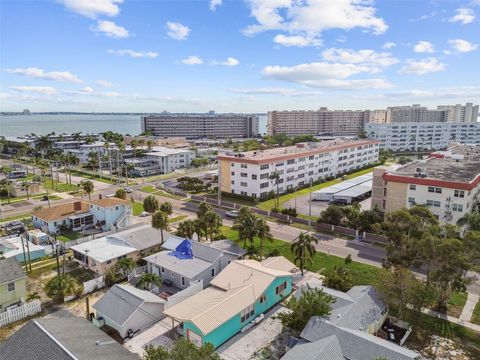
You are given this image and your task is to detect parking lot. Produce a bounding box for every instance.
[284,194,372,218]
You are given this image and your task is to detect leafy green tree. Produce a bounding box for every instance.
[144,338,220,360]
[136,272,162,291]
[342,203,362,228]
[45,274,83,302]
[143,195,159,214]
[457,212,480,231]
[176,220,197,240]
[115,188,127,200]
[323,265,354,292]
[115,257,136,278]
[152,210,169,244]
[201,210,223,242]
[159,201,173,216]
[197,202,213,218]
[291,232,318,275]
[357,205,383,232]
[276,287,334,331]
[191,157,209,168]
[318,205,344,226]
[81,180,94,200]
[463,231,480,272]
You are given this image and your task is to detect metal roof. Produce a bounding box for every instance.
[333,180,372,199]
[70,237,136,263]
[144,250,213,278]
[313,174,372,195]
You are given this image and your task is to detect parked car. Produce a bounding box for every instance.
[225,210,240,218]
[140,211,150,217]
[328,199,348,206]
[124,187,132,193]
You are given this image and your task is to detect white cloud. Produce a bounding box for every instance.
[213,57,240,66]
[262,62,392,89]
[0,92,11,99]
[80,86,94,93]
[244,0,388,42]
[95,80,113,87]
[413,41,435,53]
[6,67,82,83]
[273,34,322,47]
[231,87,323,96]
[102,91,121,97]
[449,8,475,24]
[10,86,58,95]
[382,42,396,49]
[448,39,478,53]
[166,22,190,40]
[181,56,203,65]
[108,49,158,58]
[321,48,399,70]
[94,20,129,38]
[399,57,445,75]
[60,0,123,19]
[373,86,480,100]
[210,0,222,11]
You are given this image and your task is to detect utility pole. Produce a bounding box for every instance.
[217,165,222,206]
[308,178,313,227]
[23,222,32,273]
[54,235,61,277]
[21,232,28,273]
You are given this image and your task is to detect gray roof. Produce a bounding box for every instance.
[295,283,386,332]
[208,239,246,257]
[297,317,420,360]
[93,284,165,326]
[281,336,344,360]
[0,311,139,360]
[112,224,171,251]
[0,257,26,285]
[162,235,185,250]
[192,241,223,263]
[144,250,213,278]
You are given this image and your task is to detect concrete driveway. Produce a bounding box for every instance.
[123,318,173,357]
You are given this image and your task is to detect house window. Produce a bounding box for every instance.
[287,159,295,165]
[241,182,247,187]
[259,294,267,304]
[161,267,165,273]
[408,197,415,205]
[452,204,463,212]
[171,272,174,278]
[7,282,15,292]
[240,173,248,178]
[240,304,255,323]
[241,164,248,169]
[260,164,269,170]
[252,174,257,180]
[106,260,112,264]
[211,268,215,278]
[181,276,185,286]
[275,281,287,295]
[409,184,416,190]
[231,171,235,176]
[454,190,465,198]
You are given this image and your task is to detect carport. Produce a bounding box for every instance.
[332,180,373,204]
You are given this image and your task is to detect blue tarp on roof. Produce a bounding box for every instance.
[171,239,193,259]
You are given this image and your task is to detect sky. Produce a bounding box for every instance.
[1,0,479,113]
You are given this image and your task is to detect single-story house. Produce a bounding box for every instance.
[93,284,165,339]
[163,258,294,348]
[28,229,50,245]
[31,197,132,234]
[0,236,46,262]
[10,181,43,197]
[0,311,139,360]
[144,238,246,289]
[282,282,420,360]
[110,223,171,257]
[0,258,27,312]
[71,236,137,275]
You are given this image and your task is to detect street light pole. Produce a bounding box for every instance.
[217,165,222,206]
[308,178,312,227]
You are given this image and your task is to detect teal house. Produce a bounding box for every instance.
[163,257,296,348]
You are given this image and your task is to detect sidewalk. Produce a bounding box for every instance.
[459,292,480,322]
[422,307,480,332]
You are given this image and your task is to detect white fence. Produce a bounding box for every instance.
[0,300,42,327]
[82,276,105,295]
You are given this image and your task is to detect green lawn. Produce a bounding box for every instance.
[42,180,78,192]
[0,213,30,224]
[140,185,157,193]
[56,230,83,243]
[472,301,480,325]
[67,267,96,282]
[67,169,116,184]
[154,190,185,200]
[132,202,144,216]
[220,226,380,285]
[170,214,188,223]
[447,292,468,318]
[258,166,375,211]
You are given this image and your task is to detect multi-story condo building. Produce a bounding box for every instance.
[386,104,447,123]
[124,147,195,177]
[437,103,479,122]
[267,108,366,137]
[371,144,480,225]
[365,110,387,124]
[141,113,259,139]
[218,140,379,199]
[365,122,480,151]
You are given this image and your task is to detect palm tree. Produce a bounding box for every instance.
[159,201,173,216]
[35,134,53,159]
[81,180,94,200]
[201,210,223,242]
[45,274,83,302]
[143,195,159,214]
[136,272,162,291]
[130,139,139,158]
[176,219,196,239]
[255,217,273,256]
[115,257,136,278]
[21,180,31,200]
[269,171,281,208]
[290,232,318,275]
[103,142,113,181]
[0,180,12,204]
[146,140,154,151]
[233,207,258,250]
[152,210,169,244]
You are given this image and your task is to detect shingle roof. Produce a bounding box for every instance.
[111,224,171,251]
[191,241,223,263]
[144,250,213,278]
[0,257,26,285]
[31,201,90,221]
[93,284,165,326]
[208,239,246,257]
[0,311,139,360]
[89,197,131,208]
[281,335,344,360]
[298,317,420,360]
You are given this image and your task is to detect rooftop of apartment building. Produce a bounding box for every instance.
[218,139,379,163]
[432,144,480,159]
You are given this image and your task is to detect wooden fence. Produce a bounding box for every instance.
[0,300,42,327]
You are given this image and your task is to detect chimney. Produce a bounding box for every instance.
[74,201,82,211]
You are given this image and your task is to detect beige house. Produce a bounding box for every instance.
[11,182,43,197]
